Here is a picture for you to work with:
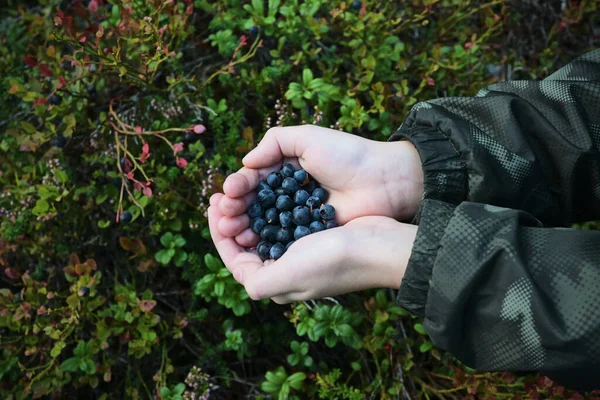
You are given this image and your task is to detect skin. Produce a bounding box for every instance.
[208,125,424,304]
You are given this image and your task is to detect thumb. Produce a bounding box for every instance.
[242,126,310,168]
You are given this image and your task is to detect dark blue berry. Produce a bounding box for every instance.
[257,189,276,207]
[248,202,263,219]
[293,169,308,185]
[282,177,300,195]
[286,241,295,250]
[304,180,317,193]
[50,135,67,148]
[265,208,279,224]
[276,227,294,244]
[279,211,294,228]
[120,211,132,223]
[49,94,62,105]
[312,188,329,203]
[351,0,362,10]
[257,180,271,192]
[276,195,295,211]
[309,221,325,233]
[311,208,321,222]
[270,243,285,260]
[112,177,122,188]
[274,187,286,197]
[319,204,336,220]
[251,217,267,234]
[294,225,311,241]
[249,25,259,36]
[267,172,283,188]
[326,220,338,229]
[294,190,310,206]
[260,225,279,242]
[292,206,311,226]
[78,286,90,297]
[257,241,272,261]
[281,163,295,177]
[306,196,321,209]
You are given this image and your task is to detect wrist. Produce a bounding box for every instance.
[377,140,424,221]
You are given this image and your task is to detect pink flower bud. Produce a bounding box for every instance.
[193,124,206,134]
[143,187,152,197]
[173,142,184,154]
[176,157,188,169]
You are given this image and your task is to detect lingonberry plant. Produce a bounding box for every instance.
[0,0,598,399]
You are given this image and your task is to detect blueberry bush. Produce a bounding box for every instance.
[0,0,598,399]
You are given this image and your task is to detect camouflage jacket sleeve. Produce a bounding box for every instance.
[390,50,600,391]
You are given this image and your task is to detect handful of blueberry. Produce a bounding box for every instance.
[248,163,337,261]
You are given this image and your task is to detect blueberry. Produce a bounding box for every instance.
[251,217,268,234]
[49,94,62,105]
[309,221,325,233]
[286,241,295,250]
[270,243,285,260]
[257,189,276,207]
[326,220,338,229]
[257,241,272,261]
[293,169,308,185]
[281,163,295,177]
[78,286,90,297]
[247,202,263,219]
[249,25,259,36]
[312,188,329,203]
[258,180,271,192]
[319,204,336,220]
[311,208,321,222]
[274,187,286,197]
[112,177,122,188]
[265,208,279,224]
[260,225,279,242]
[276,195,295,211]
[292,206,311,226]
[120,210,132,223]
[267,172,282,188]
[306,196,322,209]
[294,189,310,206]
[282,177,300,195]
[304,180,317,193]
[351,0,362,10]
[276,227,294,244]
[50,135,67,148]
[294,225,311,241]
[279,211,294,228]
[87,86,97,96]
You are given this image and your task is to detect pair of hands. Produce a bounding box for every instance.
[208,125,423,304]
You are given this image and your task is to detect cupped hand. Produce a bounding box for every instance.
[215,125,423,246]
[208,193,417,304]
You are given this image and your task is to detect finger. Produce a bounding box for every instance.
[235,228,260,248]
[223,165,281,198]
[242,126,314,168]
[218,192,255,217]
[207,205,244,267]
[217,214,250,238]
[210,192,224,207]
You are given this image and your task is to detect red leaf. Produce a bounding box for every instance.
[4,268,19,279]
[57,76,67,90]
[39,64,53,78]
[24,56,38,68]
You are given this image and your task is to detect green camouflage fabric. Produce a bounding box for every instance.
[390,49,600,391]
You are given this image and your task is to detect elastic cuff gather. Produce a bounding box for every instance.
[389,124,467,222]
[395,199,455,317]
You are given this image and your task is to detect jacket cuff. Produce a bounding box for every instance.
[396,199,455,317]
[389,123,467,220]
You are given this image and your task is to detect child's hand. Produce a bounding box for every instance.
[208,193,417,303]
[214,125,423,247]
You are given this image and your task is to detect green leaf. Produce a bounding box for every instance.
[173,251,188,267]
[336,323,354,337]
[32,199,49,216]
[59,357,80,372]
[160,232,174,247]
[414,323,427,335]
[168,219,182,232]
[173,235,186,248]
[287,372,306,390]
[287,354,299,366]
[214,281,225,297]
[97,220,110,229]
[278,382,290,400]
[302,69,314,86]
[420,341,434,353]
[74,341,87,357]
[204,254,222,272]
[266,367,287,385]
[155,249,173,265]
[260,381,280,394]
